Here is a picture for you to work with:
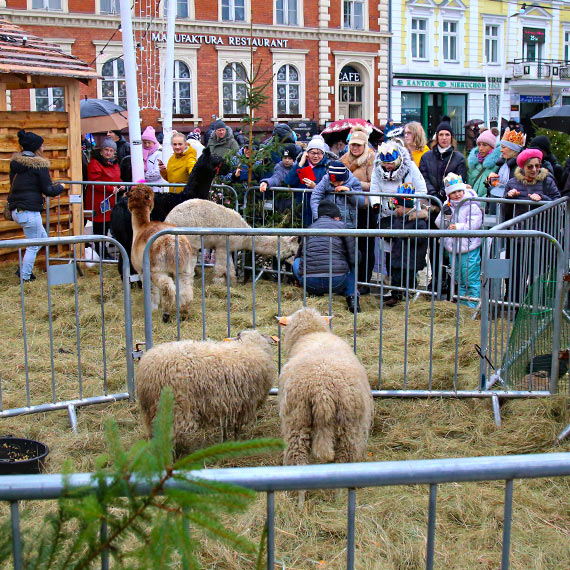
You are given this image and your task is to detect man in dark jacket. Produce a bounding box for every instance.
[529,135,564,187]
[292,200,360,313]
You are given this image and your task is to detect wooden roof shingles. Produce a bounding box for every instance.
[0,18,100,82]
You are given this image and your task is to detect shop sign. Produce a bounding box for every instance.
[151,32,288,48]
[339,66,361,83]
[519,95,550,103]
[288,120,318,141]
[523,27,545,44]
[393,78,501,90]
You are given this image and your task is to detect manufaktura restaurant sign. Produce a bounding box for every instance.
[151,33,289,48]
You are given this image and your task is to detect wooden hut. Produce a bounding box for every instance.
[0,18,99,260]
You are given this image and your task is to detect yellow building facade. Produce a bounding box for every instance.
[390,0,570,140]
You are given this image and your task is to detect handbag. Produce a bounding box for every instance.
[3,173,17,221]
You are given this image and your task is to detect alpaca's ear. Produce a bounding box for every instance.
[277,315,288,326]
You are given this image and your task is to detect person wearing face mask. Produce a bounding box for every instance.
[419,117,467,293]
[467,128,501,198]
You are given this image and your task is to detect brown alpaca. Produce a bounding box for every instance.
[127,185,194,322]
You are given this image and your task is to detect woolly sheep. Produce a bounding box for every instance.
[278,307,373,476]
[136,330,277,449]
[165,199,298,284]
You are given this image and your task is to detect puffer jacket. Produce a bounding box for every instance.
[295,215,355,277]
[502,167,559,220]
[206,127,239,157]
[310,171,365,228]
[419,145,467,205]
[8,152,65,212]
[435,188,483,253]
[369,146,427,210]
[86,150,121,223]
[260,160,294,188]
[379,207,429,269]
[341,146,376,191]
[467,146,501,197]
[284,154,329,189]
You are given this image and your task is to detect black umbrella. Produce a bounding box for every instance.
[530,105,570,133]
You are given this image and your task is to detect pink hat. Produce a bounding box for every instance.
[516,148,543,169]
[141,125,158,144]
[476,129,497,149]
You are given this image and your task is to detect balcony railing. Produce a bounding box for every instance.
[509,58,570,80]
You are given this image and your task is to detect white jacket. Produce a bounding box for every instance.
[435,187,483,253]
[145,148,166,192]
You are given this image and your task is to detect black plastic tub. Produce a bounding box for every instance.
[0,437,49,475]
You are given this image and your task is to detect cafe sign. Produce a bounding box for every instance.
[393,78,501,90]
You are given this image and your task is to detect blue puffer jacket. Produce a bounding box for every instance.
[283,155,329,189]
[310,171,365,228]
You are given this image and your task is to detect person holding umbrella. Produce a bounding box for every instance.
[8,130,65,282]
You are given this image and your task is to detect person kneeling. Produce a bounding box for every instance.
[293,201,360,313]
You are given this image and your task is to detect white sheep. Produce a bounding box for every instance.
[136,330,277,449]
[278,307,373,490]
[165,199,298,284]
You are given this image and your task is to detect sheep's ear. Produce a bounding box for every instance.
[270,335,280,343]
[322,315,333,324]
[277,316,288,326]
[223,337,237,341]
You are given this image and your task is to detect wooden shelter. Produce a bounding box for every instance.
[0,18,99,259]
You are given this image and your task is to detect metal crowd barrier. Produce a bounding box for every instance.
[0,235,135,431]
[2,452,569,569]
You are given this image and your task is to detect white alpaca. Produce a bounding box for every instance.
[165,199,298,284]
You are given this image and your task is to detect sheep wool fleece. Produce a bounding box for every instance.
[279,308,373,466]
[136,330,276,448]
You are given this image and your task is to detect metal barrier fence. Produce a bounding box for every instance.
[139,226,565,424]
[0,235,135,431]
[2,452,569,569]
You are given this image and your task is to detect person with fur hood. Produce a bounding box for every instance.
[435,173,483,308]
[8,130,65,282]
[467,129,501,197]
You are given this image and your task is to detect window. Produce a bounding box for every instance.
[442,21,458,62]
[344,0,364,30]
[485,24,499,64]
[100,0,119,13]
[276,0,297,25]
[276,65,300,116]
[221,0,245,21]
[173,61,192,115]
[101,58,126,108]
[164,0,188,18]
[565,31,570,62]
[35,87,65,111]
[31,0,62,8]
[411,18,427,59]
[222,63,247,115]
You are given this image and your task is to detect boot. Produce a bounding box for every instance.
[346,294,361,313]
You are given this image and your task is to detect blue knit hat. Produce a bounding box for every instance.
[328,160,349,183]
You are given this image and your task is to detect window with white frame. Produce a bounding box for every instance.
[100,0,120,14]
[164,0,188,18]
[101,58,127,108]
[173,60,192,115]
[343,0,364,30]
[442,20,458,62]
[31,0,62,9]
[565,30,570,62]
[411,18,427,60]
[276,64,300,116]
[35,87,65,111]
[221,0,245,21]
[222,62,248,115]
[276,0,297,25]
[485,24,500,64]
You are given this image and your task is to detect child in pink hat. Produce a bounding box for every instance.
[467,127,502,197]
[141,126,164,192]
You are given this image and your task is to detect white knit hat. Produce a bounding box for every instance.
[306,138,326,153]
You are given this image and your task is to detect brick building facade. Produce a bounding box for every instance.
[0,0,390,136]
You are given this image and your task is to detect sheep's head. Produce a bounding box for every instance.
[126,184,154,212]
[279,308,331,354]
[223,329,279,356]
[279,235,299,262]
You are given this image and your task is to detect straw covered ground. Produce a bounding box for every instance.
[0,261,569,569]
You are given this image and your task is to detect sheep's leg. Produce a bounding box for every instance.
[150,282,160,311]
[152,271,176,322]
[334,423,366,464]
[213,247,236,285]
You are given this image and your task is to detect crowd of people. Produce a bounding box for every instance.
[8,117,566,312]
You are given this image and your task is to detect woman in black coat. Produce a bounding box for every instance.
[418,117,467,291]
[8,130,65,282]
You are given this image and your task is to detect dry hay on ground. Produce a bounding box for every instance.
[0,263,569,569]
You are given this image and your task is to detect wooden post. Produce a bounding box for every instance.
[0,84,7,111]
[64,80,83,238]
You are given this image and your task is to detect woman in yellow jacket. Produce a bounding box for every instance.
[403,122,430,168]
[158,131,197,192]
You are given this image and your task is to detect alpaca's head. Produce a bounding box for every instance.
[279,307,330,354]
[126,184,154,213]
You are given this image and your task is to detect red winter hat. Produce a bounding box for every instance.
[516,148,543,169]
